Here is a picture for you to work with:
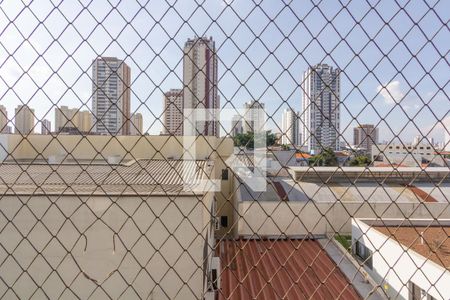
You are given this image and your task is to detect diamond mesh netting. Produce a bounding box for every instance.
[0,0,449,299]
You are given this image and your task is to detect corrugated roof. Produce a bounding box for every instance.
[216,239,361,300]
[251,180,428,203]
[0,159,211,196]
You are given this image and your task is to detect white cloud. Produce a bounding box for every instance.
[377,80,405,105]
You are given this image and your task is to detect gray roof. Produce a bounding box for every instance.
[0,160,212,196]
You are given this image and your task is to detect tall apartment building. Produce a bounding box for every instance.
[41,119,51,135]
[301,64,340,154]
[281,108,301,146]
[55,106,78,132]
[14,104,35,135]
[183,37,219,137]
[243,100,265,134]
[0,105,8,133]
[77,110,92,133]
[353,124,379,156]
[130,112,143,135]
[163,89,183,136]
[55,106,92,134]
[92,57,131,135]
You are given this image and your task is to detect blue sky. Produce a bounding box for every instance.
[0,0,449,145]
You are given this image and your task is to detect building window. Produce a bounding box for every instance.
[221,169,229,180]
[409,282,437,300]
[355,240,373,269]
[410,281,421,300]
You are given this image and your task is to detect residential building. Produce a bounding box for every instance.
[0,105,8,133]
[55,105,78,132]
[130,112,143,135]
[234,166,450,236]
[183,37,219,137]
[372,142,447,167]
[301,64,341,154]
[92,57,131,135]
[231,114,243,137]
[352,218,450,300]
[55,106,93,134]
[281,108,301,146]
[41,119,51,135]
[353,124,378,156]
[14,104,35,135]
[243,100,265,134]
[0,134,234,300]
[163,89,183,135]
[77,110,92,133]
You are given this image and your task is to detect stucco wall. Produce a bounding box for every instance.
[0,194,212,300]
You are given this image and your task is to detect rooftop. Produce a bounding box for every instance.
[0,159,212,196]
[216,239,361,300]
[290,166,450,184]
[373,224,450,270]
[239,178,450,203]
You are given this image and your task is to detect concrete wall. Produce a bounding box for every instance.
[0,194,213,300]
[352,219,450,300]
[237,201,450,237]
[0,134,234,161]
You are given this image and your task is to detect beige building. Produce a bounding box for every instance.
[130,112,143,135]
[55,105,78,132]
[0,134,234,299]
[14,104,35,135]
[183,37,219,137]
[92,57,131,135]
[55,106,92,134]
[353,124,378,155]
[163,89,183,135]
[77,110,92,133]
[0,105,8,133]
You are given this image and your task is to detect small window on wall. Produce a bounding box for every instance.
[221,169,229,180]
[355,240,373,270]
[409,282,437,300]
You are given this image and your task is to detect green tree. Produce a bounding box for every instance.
[308,148,338,166]
[265,131,276,147]
[349,155,371,167]
[233,131,276,149]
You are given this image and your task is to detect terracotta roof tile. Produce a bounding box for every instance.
[216,239,361,300]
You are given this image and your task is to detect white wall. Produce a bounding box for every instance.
[0,194,213,300]
[352,219,450,300]
[237,201,450,237]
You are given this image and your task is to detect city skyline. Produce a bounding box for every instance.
[0,2,448,299]
[0,1,448,143]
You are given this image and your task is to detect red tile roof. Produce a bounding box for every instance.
[406,185,438,202]
[295,152,312,159]
[216,239,361,300]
